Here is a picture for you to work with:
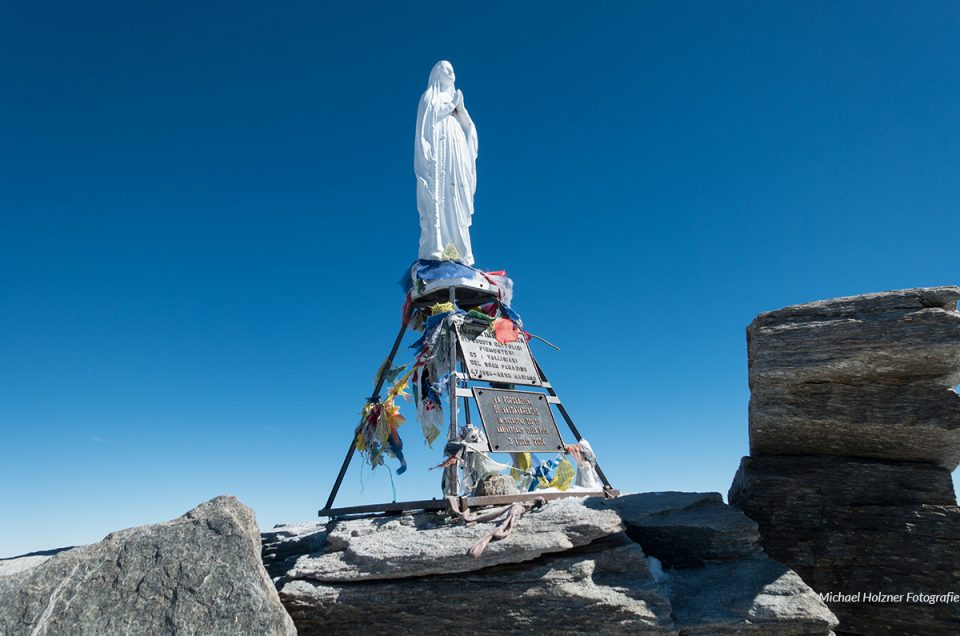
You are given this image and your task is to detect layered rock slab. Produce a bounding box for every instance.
[266,493,836,635]
[730,455,957,511]
[279,496,623,582]
[747,286,960,387]
[746,286,960,469]
[261,520,328,580]
[735,287,960,633]
[750,383,960,469]
[281,536,675,635]
[597,491,761,567]
[731,456,960,635]
[0,496,296,636]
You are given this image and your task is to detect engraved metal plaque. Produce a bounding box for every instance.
[456,321,540,385]
[473,388,564,452]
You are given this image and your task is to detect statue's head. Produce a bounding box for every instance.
[429,60,456,90]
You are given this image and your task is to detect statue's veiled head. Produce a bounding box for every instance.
[428,60,456,90]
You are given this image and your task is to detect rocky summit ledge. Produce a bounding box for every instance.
[264,492,837,635]
[276,496,622,583]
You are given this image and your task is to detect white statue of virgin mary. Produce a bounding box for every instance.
[415,60,479,266]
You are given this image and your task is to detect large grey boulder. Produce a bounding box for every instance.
[0,496,296,636]
[474,472,520,496]
[266,493,837,635]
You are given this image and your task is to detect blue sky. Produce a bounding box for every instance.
[2,1,958,557]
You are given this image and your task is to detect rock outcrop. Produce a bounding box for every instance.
[731,286,960,635]
[263,494,837,635]
[745,286,960,468]
[0,496,296,636]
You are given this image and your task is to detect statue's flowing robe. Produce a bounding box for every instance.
[415,76,478,265]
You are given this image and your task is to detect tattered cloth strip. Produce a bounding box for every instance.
[355,367,415,474]
[463,448,514,494]
[435,439,538,487]
[430,301,455,315]
[492,317,519,343]
[568,439,603,489]
[409,308,470,449]
[541,456,575,490]
[374,360,408,388]
[508,452,573,493]
[465,308,494,323]
[464,498,547,558]
[479,270,514,306]
[500,303,524,328]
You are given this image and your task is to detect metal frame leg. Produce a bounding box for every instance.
[322,311,413,513]
[530,355,614,490]
[445,286,460,497]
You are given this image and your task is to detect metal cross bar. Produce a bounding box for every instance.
[318,489,619,519]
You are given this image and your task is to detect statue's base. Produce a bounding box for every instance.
[411,280,498,308]
[318,488,619,520]
[406,259,507,308]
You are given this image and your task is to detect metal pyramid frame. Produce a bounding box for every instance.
[319,285,618,518]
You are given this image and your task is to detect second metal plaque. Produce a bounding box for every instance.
[473,387,564,452]
[456,321,540,385]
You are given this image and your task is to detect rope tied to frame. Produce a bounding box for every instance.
[463,497,547,559]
